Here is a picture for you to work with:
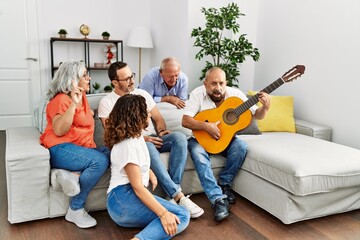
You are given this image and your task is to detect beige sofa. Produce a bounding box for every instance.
[6,93,360,224]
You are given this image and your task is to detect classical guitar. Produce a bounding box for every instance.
[193,65,305,154]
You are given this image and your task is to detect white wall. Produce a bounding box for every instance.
[254,0,360,149]
[36,0,152,91]
[150,0,189,77]
[34,0,259,98]
[187,0,259,92]
[149,0,259,92]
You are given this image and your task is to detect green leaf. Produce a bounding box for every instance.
[191,3,260,86]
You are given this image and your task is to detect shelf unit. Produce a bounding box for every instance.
[50,37,123,77]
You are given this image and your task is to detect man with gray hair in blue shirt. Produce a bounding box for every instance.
[140,57,189,109]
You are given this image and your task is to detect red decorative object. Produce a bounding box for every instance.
[104,44,117,66]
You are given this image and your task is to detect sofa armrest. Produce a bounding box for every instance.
[5,127,50,223]
[295,119,332,141]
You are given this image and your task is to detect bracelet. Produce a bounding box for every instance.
[159,210,168,218]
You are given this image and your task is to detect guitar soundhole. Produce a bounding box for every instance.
[223,109,238,125]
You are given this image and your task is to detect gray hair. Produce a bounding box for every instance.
[160,57,180,71]
[47,60,86,99]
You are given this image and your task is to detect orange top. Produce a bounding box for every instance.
[40,93,96,148]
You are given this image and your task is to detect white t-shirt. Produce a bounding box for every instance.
[98,89,157,135]
[184,85,258,117]
[107,136,150,194]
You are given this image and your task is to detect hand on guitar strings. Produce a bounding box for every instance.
[257,92,270,110]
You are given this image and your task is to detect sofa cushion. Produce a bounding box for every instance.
[238,132,360,196]
[93,109,105,147]
[236,118,261,135]
[156,102,192,138]
[6,127,51,223]
[33,96,49,133]
[87,93,108,110]
[248,90,295,133]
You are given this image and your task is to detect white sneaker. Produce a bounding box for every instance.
[179,195,204,218]
[65,207,97,228]
[56,169,80,197]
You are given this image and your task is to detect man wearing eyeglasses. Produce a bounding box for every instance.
[139,57,188,109]
[98,61,204,219]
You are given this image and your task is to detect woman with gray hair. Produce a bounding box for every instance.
[40,60,110,228]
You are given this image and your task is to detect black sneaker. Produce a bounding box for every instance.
[219,184,236,204]
[212,198,230,222]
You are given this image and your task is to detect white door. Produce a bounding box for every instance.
[0,0,41,130]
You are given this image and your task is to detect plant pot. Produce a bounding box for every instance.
[103,36,109,40]
[59,34,67,38]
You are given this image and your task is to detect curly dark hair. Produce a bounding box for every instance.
[104,94,148,149]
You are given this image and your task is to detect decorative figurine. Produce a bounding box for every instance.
[104,44,117,66]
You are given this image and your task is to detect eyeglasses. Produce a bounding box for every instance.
[114,73,136,83]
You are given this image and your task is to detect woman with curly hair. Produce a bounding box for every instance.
[104,94,190,240]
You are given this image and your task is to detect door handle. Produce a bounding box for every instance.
[26,57,38,62]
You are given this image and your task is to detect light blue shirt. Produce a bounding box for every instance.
[139,67,189,103]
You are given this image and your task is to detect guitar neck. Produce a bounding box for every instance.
[234,77,285,116]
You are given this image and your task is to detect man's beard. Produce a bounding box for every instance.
[209,90,224,103]
[119,83,134,93]
[128,84,135,92]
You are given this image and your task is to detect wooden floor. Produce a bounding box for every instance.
[1,130,360,240]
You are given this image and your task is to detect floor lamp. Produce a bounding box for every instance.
[127,26,153,85]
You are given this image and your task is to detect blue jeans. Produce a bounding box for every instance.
[188,136,247,204]
[49,143,110,210]
[107,184,190,240]
[146,132,187,199]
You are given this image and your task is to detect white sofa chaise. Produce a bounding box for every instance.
[6,93,360,224]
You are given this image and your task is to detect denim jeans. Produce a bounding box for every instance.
[107,184,190,240]
[146,131,187,199]
[187,136,247,204]
[49,143,110,210]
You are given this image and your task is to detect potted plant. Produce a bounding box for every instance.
[92,82,101,94]
[58,29,68,38]
[102,31,110,40]
[191,3,260,87]
[103,85,113,93]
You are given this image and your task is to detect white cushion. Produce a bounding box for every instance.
[156,102,192,138]
[238,132,360,196]
[33,96,49,133]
